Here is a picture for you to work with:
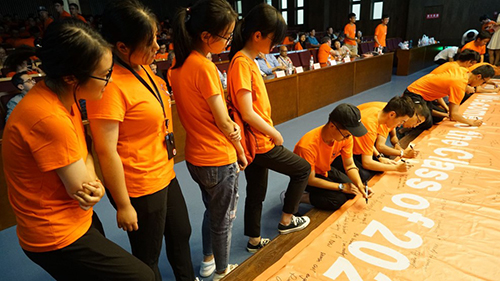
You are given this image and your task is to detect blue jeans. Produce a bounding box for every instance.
[186,162,239,272]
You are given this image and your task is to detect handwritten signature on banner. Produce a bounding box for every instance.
[265,93,500,281]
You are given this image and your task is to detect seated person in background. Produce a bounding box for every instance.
[69,3,87,23]
[374,15,389,52]
[434,46,459,65]
[294,104,371,211]
[149,62,165,80]
[256,52,286,76]
[332,96,414,182]
[318,37,336,67]
[326,27,337,41]
[461,29,478,46]
[6,71,37,121]
[306,29,320,47]
[480,14,496,34]
[359,101,428,158]
[155,41,170,60]
[461,31,491,62]
[53,0,71,20]
[332,39,353,60]
[403,65,494,130]
[277,45,295,74]
[294,33,307,50]
[282,34,295,45]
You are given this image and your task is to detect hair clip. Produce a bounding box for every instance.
[185,7,191,23]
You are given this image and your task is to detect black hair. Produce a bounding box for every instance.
[348,13,356,20]
[69,3,79,10]
[52,0,63,5]
[479,15,489,22]
[4,46,36,72]
[332,39,341,47]
[172,0,237,69]
[477,30,492,40]
[101,0,157,61]
[383,96,415,118]
[382,14,389,19]
[11,71,28,88]
[413,102,429,120]
[321,36,330,44]
[37,18,110,90]
[471,65,495,78]
[229,3,287,61]
[457,49,480,62]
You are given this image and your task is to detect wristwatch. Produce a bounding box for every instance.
[338,183,344,191]
[376,153,384,159]
[400,149,404,157]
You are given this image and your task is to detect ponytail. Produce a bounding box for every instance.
[172,0,237,69]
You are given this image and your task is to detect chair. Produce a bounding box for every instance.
[298,50,312,67]
[288,52,301,67]
[215,61,230,73]
[310,48,319,63]
[218,52,229,62]
[0,91,18,129]
[367,41,375,53]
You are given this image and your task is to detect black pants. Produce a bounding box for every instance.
[307,169,356,210]
[108,178,194,281]
[434,59,447,65]
[244,145,311,237]
[332,155,381,183]
[24,213,155,281]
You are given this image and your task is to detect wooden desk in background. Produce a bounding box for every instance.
[396,44,442,76]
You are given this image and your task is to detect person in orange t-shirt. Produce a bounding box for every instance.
[294,33,307,50]
[461,31,491,62]
[317,37,335,67]
[374,15,389,51]
[282,34,294,45]
[170,1,245,279]
[404,65,494,130]
[86,1,195,279]
[294,104,370,211]
[228,3,311,251]
[347,97,413,182]
[38,6,53,35]
[53,0,71,20]
[3,19,154,281]
[69,3,87,23]
[155,42,169,60]
[344,13,359,55]
[468,62,500,93]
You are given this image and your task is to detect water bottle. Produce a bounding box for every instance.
[409,40,413,48]
[222,70,227,89]
[309,55,314,70]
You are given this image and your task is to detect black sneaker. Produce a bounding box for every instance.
[246,238,271,253]
[278,215,310,234]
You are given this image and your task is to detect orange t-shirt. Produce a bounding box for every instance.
[374,24,387,47]
[155,52,169,60]
[170,51,236,166]
[60,10,71,19]
[430,61,462,75]
[282,37,294,45]
[407,71,467,105]
[461,41,486,55]
[318,43,333,67]
[294,42,304,51]
[482,21,496,33]
[86,64,175,198]
[353,103,389,156]
[169,43,174,51]
[75,14,87,23]
[228,51,274,154]
[3,81,92,252]
[12,37,35,48]
[344,23,357,46]
[294,126,353,177]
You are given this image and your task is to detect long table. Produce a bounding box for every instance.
[0,53,393,231]
[396,44,442,76]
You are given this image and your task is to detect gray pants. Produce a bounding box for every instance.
[187,162,239,272]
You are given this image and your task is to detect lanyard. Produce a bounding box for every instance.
[114,56,169,130]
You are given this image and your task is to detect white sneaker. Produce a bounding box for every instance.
[213,264,238,281]
[199,258,215,278]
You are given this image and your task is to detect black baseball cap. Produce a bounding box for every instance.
[329,103,367,137]
[38,6,47,12]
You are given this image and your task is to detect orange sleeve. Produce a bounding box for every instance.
[86,83,127,121]
[27,115,83,172]
[448,82,466,105]
[230,58,253,96]
[294,145,316,174]
[197,64,222,100]
[295,42,303,50]
[353,132,376,156]
[340,137,354,159]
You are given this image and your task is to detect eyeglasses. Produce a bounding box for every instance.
[333,123,351,139]
[215,32,233,46]
[415,114,422,125]
[89,62,114,86]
